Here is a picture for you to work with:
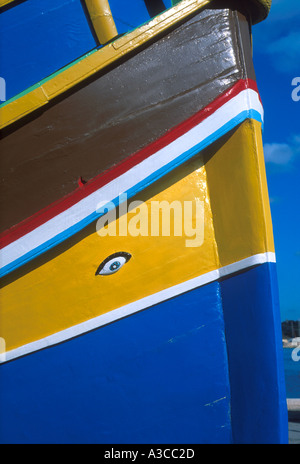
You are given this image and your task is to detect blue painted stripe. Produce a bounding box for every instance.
[0,109,263,278]
[0,280,232,444]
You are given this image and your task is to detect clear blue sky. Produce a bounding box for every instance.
[252,0,300,321]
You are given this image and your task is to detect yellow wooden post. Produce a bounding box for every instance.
[85,0,118,44]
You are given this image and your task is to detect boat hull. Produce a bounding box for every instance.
[0,1,288,444]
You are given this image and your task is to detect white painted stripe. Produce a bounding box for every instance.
[0,252,276,363]
[0,88,263,272]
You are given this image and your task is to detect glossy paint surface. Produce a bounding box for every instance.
[0,120,275,355]
[0,0,286,445]
[0,280,232,444]
[221,262,288,444]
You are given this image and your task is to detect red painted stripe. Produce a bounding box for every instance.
[0,78,259,249]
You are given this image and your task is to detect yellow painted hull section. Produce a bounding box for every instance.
[0,120,274,352]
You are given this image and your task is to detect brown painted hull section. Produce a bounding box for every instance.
[0,7,255,232]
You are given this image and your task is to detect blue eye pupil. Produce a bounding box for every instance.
[110,261,121,271]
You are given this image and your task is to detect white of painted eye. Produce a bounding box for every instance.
[98,256,127,275]
[96,251,132,276]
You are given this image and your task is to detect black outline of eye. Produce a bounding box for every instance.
[95,252,132,276]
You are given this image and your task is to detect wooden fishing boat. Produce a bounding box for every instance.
[0,0,288,444]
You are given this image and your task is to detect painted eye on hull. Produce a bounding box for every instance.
[95,252,132,276]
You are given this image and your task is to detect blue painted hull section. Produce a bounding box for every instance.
[221,262,288,444]
[0,280,232,444]
[0,263,288,443]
